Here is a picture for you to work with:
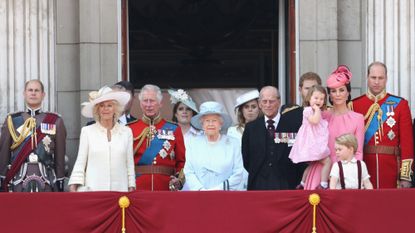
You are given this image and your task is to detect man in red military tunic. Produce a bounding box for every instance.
[128,84,185,191]
[351,61,413,188]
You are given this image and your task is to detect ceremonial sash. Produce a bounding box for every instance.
[365,95,401,145]
[2,114,58,191]
[138,122,177,165]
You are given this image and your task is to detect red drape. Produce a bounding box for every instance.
[1,189,414,233]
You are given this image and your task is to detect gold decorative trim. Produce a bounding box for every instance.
[400,159,413,181]
[309,193,321,233]
[118,196,130,233]
[281,105,300,115]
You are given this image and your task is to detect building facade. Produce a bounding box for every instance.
[1,0,414,170]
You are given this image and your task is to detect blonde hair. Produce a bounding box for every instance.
[304,85,327,110]
[93,100,124,124]
[335,133,358,153]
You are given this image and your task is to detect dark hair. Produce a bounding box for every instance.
[114,81,135,96]
[304,85,327,110]
[172,102,197,123]
[299,72,322,87]
[327,82,352,105]
[25,79,44,92]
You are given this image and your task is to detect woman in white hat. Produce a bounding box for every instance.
[168,89,202,147]
[183,101,244,190]
[227,90,260,190]
[68,86,136,192]
[227,90,260,141]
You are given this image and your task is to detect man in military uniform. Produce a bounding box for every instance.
[0,80,66,192]
[128,84,185,191]
[351,61,414,188]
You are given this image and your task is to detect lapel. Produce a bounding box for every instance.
[255,116,267,152]
[250,117,268,169]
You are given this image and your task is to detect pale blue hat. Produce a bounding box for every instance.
[191,101,232,133]
[168,89,199,113]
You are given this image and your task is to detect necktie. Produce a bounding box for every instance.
[267,119,275,138]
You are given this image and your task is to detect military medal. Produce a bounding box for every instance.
[288,133,297,146]
[157,129,175,140]
[42,136,52,153]
[170,150,175,160]
[274,132,297,144]
[163,141,171,151]
[148,125,157,141]
[385,104,396,128]
[28,152,39,162]
[386,117,396,128]
[159,149,168,159]
[387,130,396,140]
[274,134,281,143]
[41,123,56,135]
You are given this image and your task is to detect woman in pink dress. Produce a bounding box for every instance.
[289,85,331,189]
[304,65,365,190]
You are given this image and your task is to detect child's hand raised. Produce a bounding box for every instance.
[312,104,321,112]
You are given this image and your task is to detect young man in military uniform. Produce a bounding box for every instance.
[128,84,185,191]
[0,80,67,192]
[351,62,414,188]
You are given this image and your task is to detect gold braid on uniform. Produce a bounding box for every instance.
[7,115,37,150]
[364,89,387,139]
[400,159,413,181]
[133,114,162,154]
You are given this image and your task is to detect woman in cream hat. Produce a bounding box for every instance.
[184,101,244,191]
[227,89,260,140]
[68,86,136,192]
[227,90,260,190]
[168,89,202,147]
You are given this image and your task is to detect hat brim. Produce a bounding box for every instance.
[234,90,260,109]
[81,92,130,118]
[191,111,233,134]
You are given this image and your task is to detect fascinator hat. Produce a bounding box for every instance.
[326,65,352,88]
[168,89,199,113]
[191,101,233,133]
[234,90,260,110]
[81,86,130,118]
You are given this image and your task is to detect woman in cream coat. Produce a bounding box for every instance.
[68,86,136,192]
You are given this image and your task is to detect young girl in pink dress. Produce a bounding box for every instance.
[289,85,331,189]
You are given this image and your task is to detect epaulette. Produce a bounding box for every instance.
[282,105,300,115]
[389,94,405,101]
[126,118,139,125]
[166,120,178,126]
[10,111,24,118]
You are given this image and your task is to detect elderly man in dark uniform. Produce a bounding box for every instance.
[351,61,414,188]
[242,86,305,190]
[0,80,67,192]
[128,84,186,191]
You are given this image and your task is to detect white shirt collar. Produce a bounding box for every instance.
[340,157,358,164]
[118,114,127,125]
[264,112,280,128]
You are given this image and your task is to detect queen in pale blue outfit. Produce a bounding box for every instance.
[184,101,244,190]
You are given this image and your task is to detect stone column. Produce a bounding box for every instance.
[367,0,415,114]
[0,0,55,121]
